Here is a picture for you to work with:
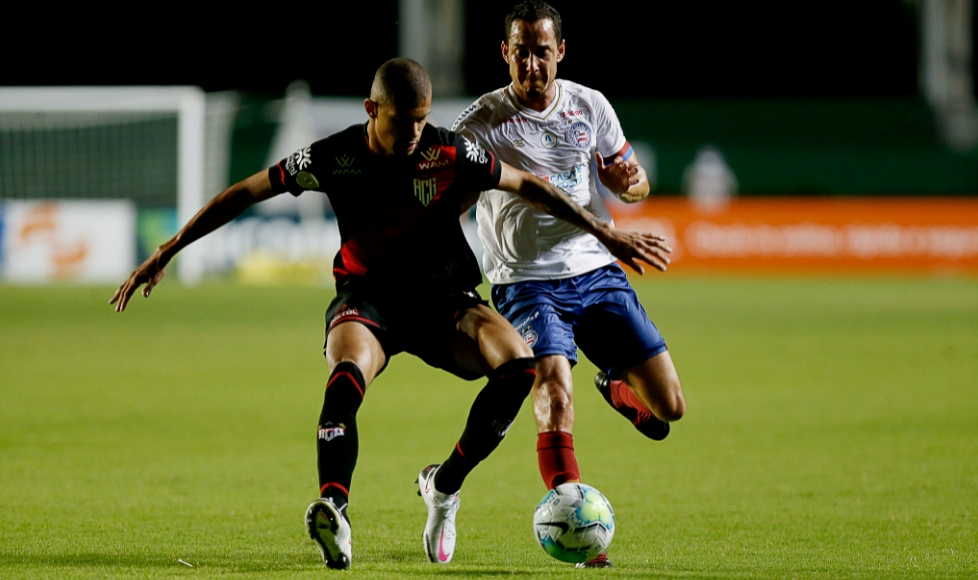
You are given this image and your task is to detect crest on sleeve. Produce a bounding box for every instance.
[285,146,313,176]
[462,137,488,164]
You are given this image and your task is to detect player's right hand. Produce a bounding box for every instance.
[600,228,672,274]
[109,250,169,312]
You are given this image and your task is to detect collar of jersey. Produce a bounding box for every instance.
[360,121,427,164]
[506,80,563,121]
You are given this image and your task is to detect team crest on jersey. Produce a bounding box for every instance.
[566,121,592,150]
[414,177,437,206]
[541,131,558,149]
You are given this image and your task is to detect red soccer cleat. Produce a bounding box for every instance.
[595,372,669,441]
[576,550,614,568]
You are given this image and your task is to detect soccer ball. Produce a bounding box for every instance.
[533,482,615,563]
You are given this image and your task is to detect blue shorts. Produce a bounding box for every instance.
[491,264,668,378]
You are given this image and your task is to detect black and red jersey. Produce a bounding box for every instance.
[269,123,502,293]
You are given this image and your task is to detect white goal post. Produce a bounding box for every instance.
[0,87,209,284]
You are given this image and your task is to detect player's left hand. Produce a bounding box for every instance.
[109,249,169,312]
[599,228,672,274]
[595,152,645,202]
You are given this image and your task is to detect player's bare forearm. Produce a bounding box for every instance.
[498,164,610,238]
[497,163,671,274]
[162,172,277,259]
[110,171,278,312]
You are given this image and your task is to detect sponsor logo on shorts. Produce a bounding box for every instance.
[330,307,359,327]
[543,163,587,190]
[318,422,346,441]
[514,310,540,331]
[513,139,525,148]
[566,121,592,150]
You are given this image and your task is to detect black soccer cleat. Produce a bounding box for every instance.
[595,372,669,441]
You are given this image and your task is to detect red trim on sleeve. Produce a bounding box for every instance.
[276,161,286,187]
[456,442,466,458]
[615,141,631,158]
[488,151,496,175]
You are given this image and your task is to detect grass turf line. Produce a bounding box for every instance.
[0,277,975,579]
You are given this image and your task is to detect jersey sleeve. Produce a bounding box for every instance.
[267,139,329,197]
[453,133,502,192]
[592,90,633,166]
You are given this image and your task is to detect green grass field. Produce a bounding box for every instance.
[1,277,976,579]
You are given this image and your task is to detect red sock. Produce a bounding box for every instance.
[537,431,581,490]
[610,380,652,423]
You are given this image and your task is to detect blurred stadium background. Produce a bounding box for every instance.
[1,0,976,282]
[1,1,977,578]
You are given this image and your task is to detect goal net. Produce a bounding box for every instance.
[0,87,213,283]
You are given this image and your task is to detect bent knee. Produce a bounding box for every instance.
[533,378,574,419]
[657,383,686,422]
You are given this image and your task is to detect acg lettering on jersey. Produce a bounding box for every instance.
[412,145,458,207]
[543,163,588,190]
[413,177,437,206]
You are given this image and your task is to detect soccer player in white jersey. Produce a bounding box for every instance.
[453,1,687,567]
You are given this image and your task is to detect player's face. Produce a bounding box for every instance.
[371,98,431,156]
[503,18,565,100]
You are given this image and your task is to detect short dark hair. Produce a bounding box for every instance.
[369,58,432,106]
[504,1,562,44]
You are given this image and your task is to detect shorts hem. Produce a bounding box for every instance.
[606,343,668,379]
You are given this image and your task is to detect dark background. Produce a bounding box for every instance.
[4,1,955,98]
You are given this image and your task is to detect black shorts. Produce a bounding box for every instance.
[323,284,488,381]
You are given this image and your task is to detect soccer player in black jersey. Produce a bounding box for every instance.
[111,58,671,569]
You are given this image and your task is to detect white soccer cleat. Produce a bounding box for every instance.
[416,464,460,564]
[305,498,352,570]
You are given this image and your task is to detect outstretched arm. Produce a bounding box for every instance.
[496,163,670,274]
[110,171,280,312]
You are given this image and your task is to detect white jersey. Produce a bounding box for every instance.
[453,79,633,284]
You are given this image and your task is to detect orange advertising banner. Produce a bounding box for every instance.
[607,198,978,273]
